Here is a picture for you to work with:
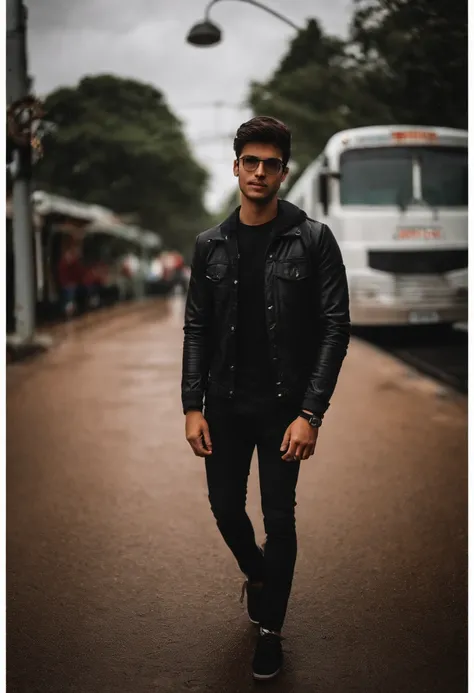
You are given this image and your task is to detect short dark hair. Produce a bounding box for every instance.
[233,116,291,167]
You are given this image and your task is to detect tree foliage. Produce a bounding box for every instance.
[35,75,211,252]
[248,19,390,187]
[249,3,466,190]
[351,0,467,129]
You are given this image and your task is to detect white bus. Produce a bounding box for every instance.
[285,125,468,326]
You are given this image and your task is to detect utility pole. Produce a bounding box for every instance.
[6,0,37,345]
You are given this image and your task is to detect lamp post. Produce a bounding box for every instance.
[187,0,301,46]
[6,0,36,346]
[7,0,51,355]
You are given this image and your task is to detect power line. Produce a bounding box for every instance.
[175,100,249,111]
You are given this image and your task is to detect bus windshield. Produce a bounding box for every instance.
[339,146,467,207]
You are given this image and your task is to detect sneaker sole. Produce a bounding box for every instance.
[252,668,281,680]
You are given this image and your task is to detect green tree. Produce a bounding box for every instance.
[35,74,211,252]
[248,19,391,189]
[248,5,466,193]
[350,0,467,129]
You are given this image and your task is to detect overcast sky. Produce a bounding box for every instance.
[27,0,353,213]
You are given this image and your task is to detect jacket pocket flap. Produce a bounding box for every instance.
[205,263,229,282]
[274,259,310,280]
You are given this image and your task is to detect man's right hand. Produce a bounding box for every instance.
[185,411,213,457]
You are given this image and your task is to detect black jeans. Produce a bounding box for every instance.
[204,397,301,632]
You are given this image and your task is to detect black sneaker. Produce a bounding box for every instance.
[240,579,263,624]
[252,628,283,680]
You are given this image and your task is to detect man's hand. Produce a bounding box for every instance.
[280,414,319,461]
[185,411,213,457]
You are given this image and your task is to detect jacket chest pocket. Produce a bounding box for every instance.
[274,258,310,281]
[273,257,312,328]
[205,262,230,284]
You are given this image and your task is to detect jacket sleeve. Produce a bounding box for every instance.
[301,223,351,417]
[181,237,212,414]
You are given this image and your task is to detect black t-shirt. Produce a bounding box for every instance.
[234,217,276,406]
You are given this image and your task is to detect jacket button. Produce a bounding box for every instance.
[277,393,282,397]
[229,390,234,395]
[234,280,238,285]
[230,326,235,332]
[268,305,273,310]
[276,381,282,385]
[230,365,235,371]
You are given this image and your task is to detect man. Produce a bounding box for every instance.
[57,241,82,318]
[181,116,350,680]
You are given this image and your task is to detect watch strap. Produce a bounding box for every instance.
[299,410,322,427]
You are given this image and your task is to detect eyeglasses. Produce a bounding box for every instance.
[239,155,284,175]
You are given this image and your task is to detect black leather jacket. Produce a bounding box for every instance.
[181,200,350,416]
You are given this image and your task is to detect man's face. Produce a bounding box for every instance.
[233,142,288,204]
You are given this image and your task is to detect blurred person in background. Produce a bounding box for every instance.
[57,240,83,318]
[182,116,350,680]
[120,251,142,299]
[172,252,189,293]
[81,261,103,309]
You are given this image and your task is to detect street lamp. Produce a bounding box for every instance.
[7,0,38,347]
[186,0,301,46]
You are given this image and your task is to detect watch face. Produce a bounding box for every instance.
[300,412,321,427]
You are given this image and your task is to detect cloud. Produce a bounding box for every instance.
[27,0,353,212]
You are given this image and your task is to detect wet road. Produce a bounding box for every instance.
[7,296,467,693]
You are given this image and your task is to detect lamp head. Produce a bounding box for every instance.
[186,20,222,46]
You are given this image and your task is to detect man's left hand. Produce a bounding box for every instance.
[280,414,319,462]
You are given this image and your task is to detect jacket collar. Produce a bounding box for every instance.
[211,199,307,241]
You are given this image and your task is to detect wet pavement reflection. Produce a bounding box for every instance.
[7,295,467,692]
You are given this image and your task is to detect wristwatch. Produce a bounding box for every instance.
[299,410,323,428]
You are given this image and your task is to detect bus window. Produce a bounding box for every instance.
[420,147,467,207]
[339,148,412,206]
[339,146,467,207]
